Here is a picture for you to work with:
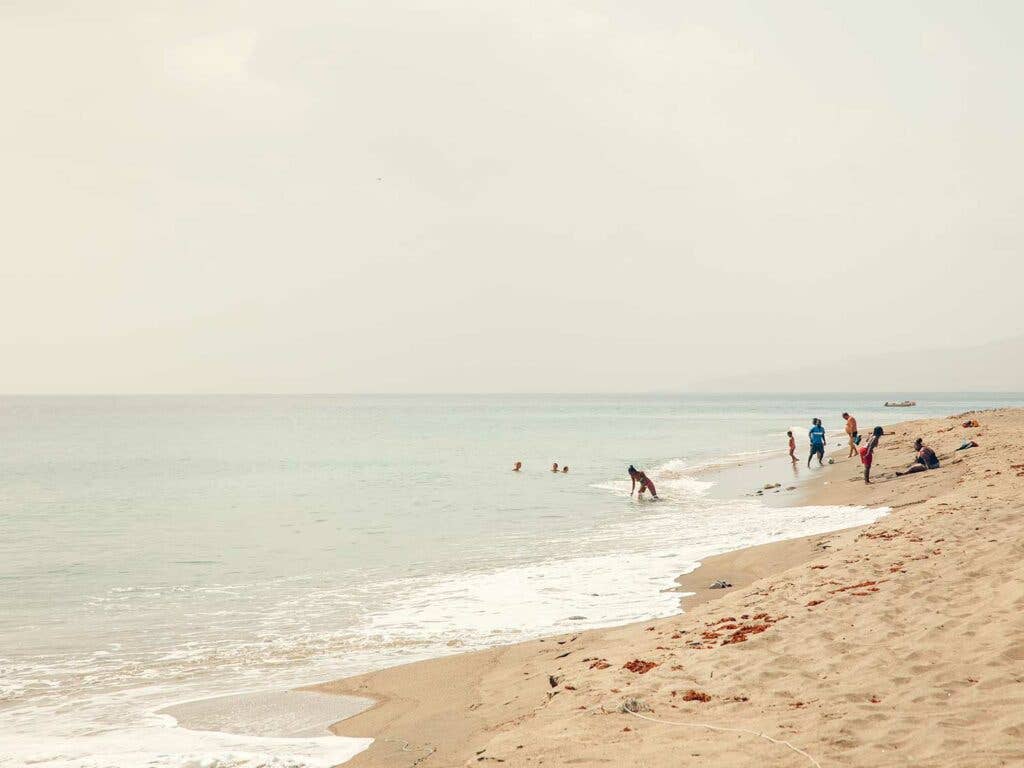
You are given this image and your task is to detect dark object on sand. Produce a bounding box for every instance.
[709,580,732,589]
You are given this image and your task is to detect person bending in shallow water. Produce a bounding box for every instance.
[628,465,658,499]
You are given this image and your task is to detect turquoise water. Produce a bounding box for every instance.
[1,393,1018,766]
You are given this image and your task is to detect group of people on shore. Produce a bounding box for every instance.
[789,412,941,484]
[516,411,943,496]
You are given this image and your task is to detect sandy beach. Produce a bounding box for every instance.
[314,408,1024,767]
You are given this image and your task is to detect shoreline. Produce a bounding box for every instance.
[313,407,1023,767]
[158,436,871,747]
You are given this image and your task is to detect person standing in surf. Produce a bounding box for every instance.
[628,465,658,499]
[808,418,827,467]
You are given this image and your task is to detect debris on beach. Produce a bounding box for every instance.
[617,697,650,713]
[623,659,658,674]
[829,579,885,595]
[681,689,712,702]
[719,613,787,645]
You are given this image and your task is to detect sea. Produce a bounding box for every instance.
[1,393,1018,767]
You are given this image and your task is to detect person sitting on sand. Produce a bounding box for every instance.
[860,426,884,484]
[513,461,522,471]
[808,418,826,468]
[551,462,559,473]
[843,412,859,458]
[788,431,797,463]
[562,465,569,473]
[628,465,658,499]
[896,438,940,476]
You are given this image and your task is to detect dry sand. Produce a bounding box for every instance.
[315,408,1024,767]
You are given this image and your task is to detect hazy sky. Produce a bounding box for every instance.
[3,1,1022,392]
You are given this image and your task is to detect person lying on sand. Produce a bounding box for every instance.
[896,438,940,476]
[628,465,658,499]
[788,431,797,462]
[843,412,859,458]
[808,418,826,468]
[860,426,884,484]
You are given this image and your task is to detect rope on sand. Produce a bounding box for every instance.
[625,710,822,768]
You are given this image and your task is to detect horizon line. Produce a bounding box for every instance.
[1,390,1022,397]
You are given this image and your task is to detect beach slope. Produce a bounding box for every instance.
[318,408,1024,767]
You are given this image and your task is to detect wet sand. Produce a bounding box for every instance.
[160,689,374,738]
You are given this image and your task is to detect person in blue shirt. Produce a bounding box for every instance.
[808,418,827,467]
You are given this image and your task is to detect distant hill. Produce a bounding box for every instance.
[698,335,1024,393]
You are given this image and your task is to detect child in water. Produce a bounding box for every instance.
[787,431,797,462]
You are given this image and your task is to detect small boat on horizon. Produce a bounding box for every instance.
[884,400,917,407]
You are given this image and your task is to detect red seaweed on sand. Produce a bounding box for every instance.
[681,690,712,702]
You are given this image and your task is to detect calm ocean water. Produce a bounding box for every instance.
[1,393,1019,766]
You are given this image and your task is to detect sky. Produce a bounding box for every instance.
[2,1,1022,393]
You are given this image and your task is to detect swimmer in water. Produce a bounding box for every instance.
[628,465,658,499]
[513,461,522,471]
[562,465,569,473]
[551,462,559,473]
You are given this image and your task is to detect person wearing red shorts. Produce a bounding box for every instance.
[860,426,884,484]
